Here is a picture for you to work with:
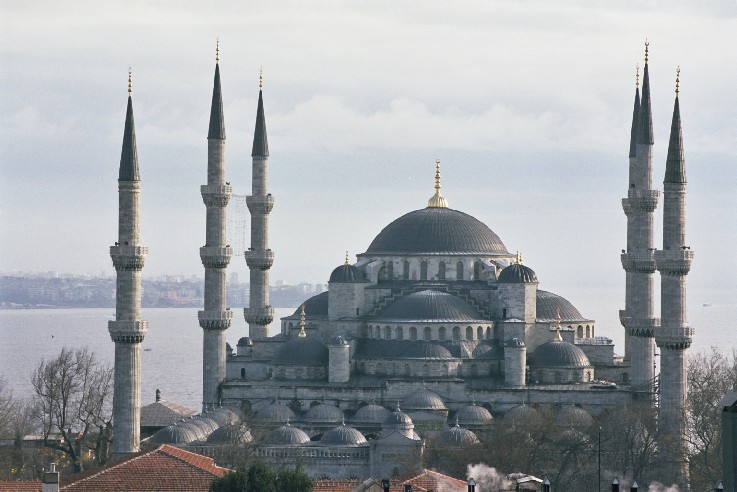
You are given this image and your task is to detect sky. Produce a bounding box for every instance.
[1,1,736,340]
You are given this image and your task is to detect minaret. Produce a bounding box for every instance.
[621,42,659,394]
[244,71,274,339]
[655,68,693,488]
[108,70,147,457]
[199,42,233,411]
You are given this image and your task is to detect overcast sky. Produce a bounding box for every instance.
[1,1,736,334]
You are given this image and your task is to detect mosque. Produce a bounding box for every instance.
[108,42,693,485]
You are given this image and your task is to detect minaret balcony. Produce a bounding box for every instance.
[655,326,694,350]
[198,309,234,331]
[108,320,148,343]
[246,194,275,214]
[200,246,233,269]
[625,317,660,338]
[618,309,627,326]
[655,249,694,275]
[110,245,148,271]
[245,249,275,270]
[620,251,656,273]
[201,185,232,208]
[622,190,659,214]
[244,306,275,325]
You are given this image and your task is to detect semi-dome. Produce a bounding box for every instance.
[274,337,328,366]
[304,403,344,424]
[536,290,587,322]
[206,424,253,445]
[402,388,447,412]
[455,404,493,426]
[376,290,487,323]
[472,343,504,359]
[531,340,591,368]
[354,339,454,360]
[439,422,481,447]
[290,291,329,317]
[498,263,538,283]
[329,264,368,283]
[503,405,540,426]
[264,422,311,446]
[252,401,297,423]
[554,405,594,428]
[319,423,367,446]
[361,207,509,256]
[350,404,391,425]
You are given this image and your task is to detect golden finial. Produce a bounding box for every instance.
[259,68,263,90]
[427,159,448,208]
[127,68,132,96]
[216,38,220,63]
[644,39,649,64]
[298,304,307,337]
[636,64,640,87]
[515,251,523,265]
[675,66,680,95]
[344,251,350,265]
[554,308,563,341]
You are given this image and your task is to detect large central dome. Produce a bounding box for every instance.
[361,207,509,256]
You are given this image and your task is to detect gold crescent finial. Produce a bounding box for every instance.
[427,159,448,208]
[516,251,523,265]
[344,251,349,265]
[636,64,640,87]
[298,304,307,337]
[216,38,220,63]
[128,68,132,96]
[675,66,680,95]
[259,67,263,90]
[644,39,649,64]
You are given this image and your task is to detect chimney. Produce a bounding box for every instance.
[42,463,59,492]
[631,481,639,491]
[612,478,620,492]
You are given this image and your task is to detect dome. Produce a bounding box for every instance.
[187,415,219,437]
[498,263,538,283]
[304,403,344,424]
[320,423,367,446]
[455,404,493,426]
[531,340,591,368]
[354,339,454,360]
[400,341,453,360]
[361,207,509,256]
[206,424,253,445]
[329,264,368,283]
[383,407,414,430]
[291,291,329,317]
[264,423,311,446]
[402,388,447,412]
[149,422,203,445]
[503,405,540,426]
[505,338,526,348]
[439,422,481,447]
[376,290,486,323]
[331,335,350,346]
[554,405,594,428]
[237,337,253,347]
[274,337,328,366]
[207,407,240,427]
[536,290,587,322]
[350,404,391,425]
[252,402,297,424]
[472,343,504,359]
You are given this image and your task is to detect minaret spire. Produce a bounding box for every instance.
[664,68,685,184]
[638,41,654,145]
[199,42,233,411]
[628,65,641,159]
[109,70,148,458]
[252,70,269,157]
[427,159,448,208]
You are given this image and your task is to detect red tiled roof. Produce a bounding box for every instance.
[59,444,229,491]
[0,481,41,492]
[312,479,364,492]
[313,470,467,492]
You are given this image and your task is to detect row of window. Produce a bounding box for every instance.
[380,260,486,281]
[358,361,497,377]
[364,324,491,341]
[575,325,595,338]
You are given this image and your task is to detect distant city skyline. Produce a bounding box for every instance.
[1,2,735,329]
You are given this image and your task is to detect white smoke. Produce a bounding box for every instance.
[466,463,515,491]
[647,482,681,492]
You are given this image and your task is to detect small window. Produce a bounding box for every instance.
[438,326,446,341]
[473,260,482,280]
[424,326,432,341]
[386,261,394,280]
[438,261,446,280]
[420,261,428,280]
[396,326,404,340]
[456,261,464,280]
[384,326,391,339]
[466,326,473,340]
[403,261,410,280]
[410,327,418,341]
[452,326,461,341]
[240,368,246,379]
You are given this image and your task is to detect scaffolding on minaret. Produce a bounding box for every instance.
[227,194,248,266]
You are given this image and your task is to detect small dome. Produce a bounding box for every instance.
[320,423,367,446]
[329,264,368,283]
[536,290,587,321]
[226,342,232,351]
[274,337,328,366]
[439,422,481,447]
[503,405,540,426]
[350,404,391,425]
[149,422,202,445]
[498,263,538,283]
[531,340,591,368]
[206,424,253,445]
[376,290,486,323]
[187,415,219,438]
[237,337,253,347]
[304,403,344,424]
[291,291,329,317]
[331,335,350,346]
[264,423,310,446]
[554,405,594,428]
[402,388,447,412]
[207,407,240,427]
[455,404,493,426]
[505,338,526,348]
[383,407,414,430]
[252,402,297,423]
[472,343,504,359]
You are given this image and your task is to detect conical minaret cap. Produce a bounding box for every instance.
[628,66,641,158]
[208,49,226,140]
[638,42,654,145]
[664,69,686,184]
[119,70,140,181]
[251,71,269,157]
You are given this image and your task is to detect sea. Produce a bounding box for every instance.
[1,291,735,412]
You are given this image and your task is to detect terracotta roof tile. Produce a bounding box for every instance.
[0,481,41,492]
[313,470,466,492]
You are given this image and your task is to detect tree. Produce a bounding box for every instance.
[30,347,113,473]
[276,465,313,492]
[246,460,276,492]
[210,466,248,492]
[209,461,312,492]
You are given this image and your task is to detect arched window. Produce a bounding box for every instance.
[403,261,410,280]
[424,326,432,341]
[470,364,479,377]
[591,326,595,337]
[444,364,450,376]
[404,364,411,376]
[473,260,482,281]
[420,261,428,280]
[410,327,418,341]
[466,326,473,340]
[386,261,394,280]
[485,326,491,339]
[438,261,446,280]
[378,266,387,282]
[456,261,464,280]
[422,364,430,377]
[396,326,404,340]
[577,326,583,338]
[361,325,368,337]
[368,326,374,338]
[438,326,447,340]
[240,368,246,379]
[477,326,483,340]
[384,326,392,339]
[452,326,461,341]
[586,325,591,338]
